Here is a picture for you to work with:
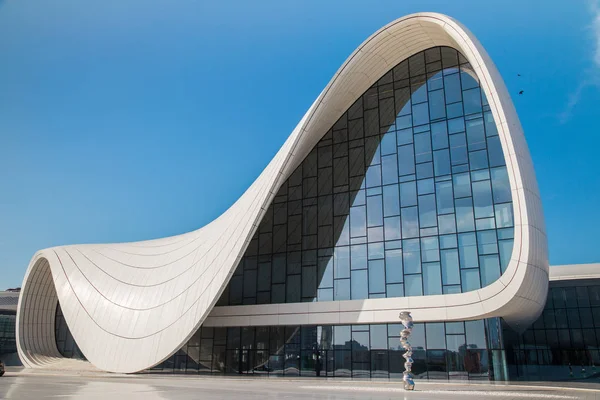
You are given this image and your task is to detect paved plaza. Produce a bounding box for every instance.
[1,370,600,400]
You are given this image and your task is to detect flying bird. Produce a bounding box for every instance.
[518,74,521,77]
[519,90,524,95]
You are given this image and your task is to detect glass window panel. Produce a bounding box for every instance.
[350,244,368,271]
[426,323,446,349]
[384,216,402,241]
[366,165,382,188]
[414,132,432,163]
[272,283,285,303]
[469,149,489,170]
[477,230,498,254]
[446,102,463,119]
[455,197,475,232]
[403,239,421,274]
[577,287,591,308]
[287,274,301,303]
[461,268,481,292]
[495,203,514,228]
[449,132,468,165]
[400,181,418,207]
[438,214,456,235]
[444,285,461,294]
[441,249,460,285]
[318,257,334,289]
[440,234,457,249]
[433,149,451,176]
[487,135,505,167]
[368,242,385,259]
[471,169,490,182]
[351,269,368,299]
[257,262,271,292]
[417,178,435,195]
[410,50,426,75]
[381,155,398,185]
[426,47,442,63]
[498,239,513,273]
[348,147,365,177]
[369,260,386,293]
[383,184,400,217]
[429,89,446,120]
[490,167,511,204]
[405,274,423,297]
[396,113,412,129]
[466,118,486,151]
[387,283,404,297]
[418,194,437,228]
[385,249,403,283]
[411,80,428,105]
[302,265,317,299]
[431,121,448,150]
[397,145,415,176]
[448,117,465,134]
[423,262,443,295]
[452,172,471,198]
[472,180,494,219]
[480,255,501,286]
[463,88,482,115]
[367,196,383,227]
[446,322,465,335]
[590,286,600,306]
[458,233,478,269]
[421,237,440,262]
[465,320,487,350]
[444,74,462,104]
[350,206,366,237]
[317,288,333,301]
[401,206,419,238]
[380,131,396,155]
[397,127,413,145]
[416,162,433,179]
[483,111,498,136]
[334,278,350,300]
[325,250,347,287]
[413,102,430,126]
[436,181,454,214]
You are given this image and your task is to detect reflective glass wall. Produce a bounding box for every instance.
[54,303,86,360]
[503,279,600,381]
[151,320,500,380]
[217,46,514,306]
[0,312,17,364]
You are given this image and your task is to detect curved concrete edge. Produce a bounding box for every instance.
[16,12,548,373]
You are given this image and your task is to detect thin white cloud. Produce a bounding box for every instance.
[559,0,600,123]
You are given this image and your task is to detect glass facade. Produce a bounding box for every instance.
[503,279,600,381]
[54,303,86,360]
[150,320,498,380]
[217,46,513,306]
[0,313,16,362]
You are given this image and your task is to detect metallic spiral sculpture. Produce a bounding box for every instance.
[399,311,415,390]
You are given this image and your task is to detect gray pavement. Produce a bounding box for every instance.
[1,369,600,400]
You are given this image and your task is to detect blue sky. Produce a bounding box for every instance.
[0,0,599,290]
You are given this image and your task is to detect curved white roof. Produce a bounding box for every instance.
[16,12,548,373]
[549,264,600,281]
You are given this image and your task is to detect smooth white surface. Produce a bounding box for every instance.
[549,264,600,281]
[16,13,548,373]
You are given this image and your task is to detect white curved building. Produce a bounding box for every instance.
[16,12,548,378]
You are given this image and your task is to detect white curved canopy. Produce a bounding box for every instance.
[16,12,548,373]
